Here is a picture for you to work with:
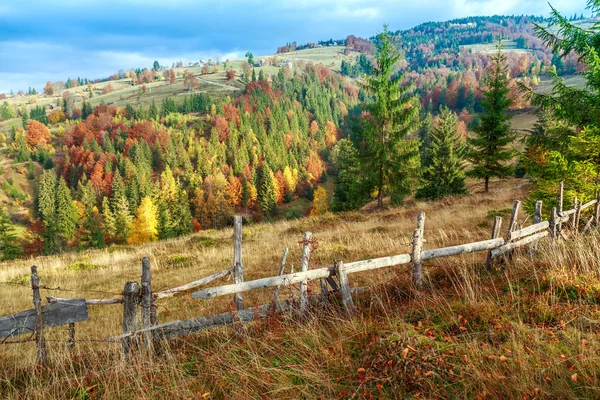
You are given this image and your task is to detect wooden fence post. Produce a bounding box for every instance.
[534,200,543,224]
[574,201,582,235]
[557,181,564,233]
[320,279,329,304]
[233,216,244,311]
[411,212,425,288]
[486,216,503,268]
[272,248,289,307]
[122,281,140,358]
[300,232,312,316]
[140,257,155,353]
[68,323,75,350]
[506,200,521,240]
[571,197,578,230]
[30,265,47,366]
[550,207,558,240]
[595,192,600,228]
[334,260,354,316]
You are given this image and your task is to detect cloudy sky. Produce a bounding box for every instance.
[0,0,588,93]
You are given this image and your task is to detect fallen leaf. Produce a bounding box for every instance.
[571,373,578,383]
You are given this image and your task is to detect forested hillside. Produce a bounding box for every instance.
[0,11,596,261]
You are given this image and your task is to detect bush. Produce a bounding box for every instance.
[68,262,98,272]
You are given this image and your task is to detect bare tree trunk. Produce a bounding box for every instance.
[484,177,489,193]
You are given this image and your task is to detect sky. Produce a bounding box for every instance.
[0,0,588,93]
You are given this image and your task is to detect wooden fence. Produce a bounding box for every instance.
[2,183,600,365]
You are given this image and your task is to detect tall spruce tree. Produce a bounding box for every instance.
[416,108,468,200]
[355,25,420,208]
[55,177,78,241]
[0,206,22,260]
[520,0,600,206]
[34,170,57,254]
[467,43,516,192]
[260,164,279,216]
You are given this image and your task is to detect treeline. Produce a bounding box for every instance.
[3,64,357,257]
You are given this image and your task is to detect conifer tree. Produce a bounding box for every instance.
[468,43,516,192]
[128,196,158,244]
[55,177,78,241]
[355,24,420,208]
[101,196,116,241]
[149,99,158,119]
[331,138,365,211]
[34,170,57,254]
[416,108,468,200]
[260,164,279,215]
[0,206,22,260]
[113,195,133,243]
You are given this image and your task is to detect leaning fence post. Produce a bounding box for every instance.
[411,212,425,288]
[574,201,582,235]
[550,207,558,240]
[299,232,312,316]
[233,216,244,311]
[506,200,521,240]
[122,281,140,358]
[557,181,564,233]
[272,248,289,309]
[140,257,154,353]
[31,265,47,366]
[571,197,578,230]
[486,216,503,268]
[595,192,600,228]
[530,201,543,256]
[334,260,354,316]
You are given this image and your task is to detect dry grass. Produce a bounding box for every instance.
[2,178,600,398]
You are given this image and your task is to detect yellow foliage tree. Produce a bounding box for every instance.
[310,186,328,216]
[283,166,299,193]
[127,197,158,245]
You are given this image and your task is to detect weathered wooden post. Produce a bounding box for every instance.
[411,212,425,288]
[334,260,354,316]
[550,207,558,240]
[299,232,312,315]
[530,201,543,256]
[534,200,543,224]
[595,192,600,228]
[272,248,289,308]
[574,201,582,235]
[30,265,47,366]
[68,323,75,350]
[122,281,140,358]
[233,216,244,311]
[506,200,521,240]
[571,197,578,230]
[320,279,329,304]
[486,216,503,268]
[557,182,564,233]
[140,257,154,353]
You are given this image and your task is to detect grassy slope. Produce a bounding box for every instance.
[2,178,600,398]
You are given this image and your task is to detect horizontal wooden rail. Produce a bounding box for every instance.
[581,199,598,211]
[508,220,549,241]
[421,238,504,260]
[46,296,123,305]
[192,253,411,300]
[106,289,366,342]
[155,268,231,299]
[560,208,577,217]
[491,231,549,258]
[193,238,509,300]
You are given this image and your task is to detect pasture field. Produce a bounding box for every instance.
[3,178,600,399]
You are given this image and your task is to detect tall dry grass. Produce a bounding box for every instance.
[2,179,600,398]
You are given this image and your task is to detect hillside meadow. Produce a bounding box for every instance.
[2,178,600,398]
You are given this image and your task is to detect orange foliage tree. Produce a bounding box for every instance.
[26,120,51,147]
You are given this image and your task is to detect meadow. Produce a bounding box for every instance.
[2,178,600,398]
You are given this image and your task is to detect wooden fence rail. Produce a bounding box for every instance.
[4,181,600,363]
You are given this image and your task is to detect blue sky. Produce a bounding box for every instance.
[0,0,588,93]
